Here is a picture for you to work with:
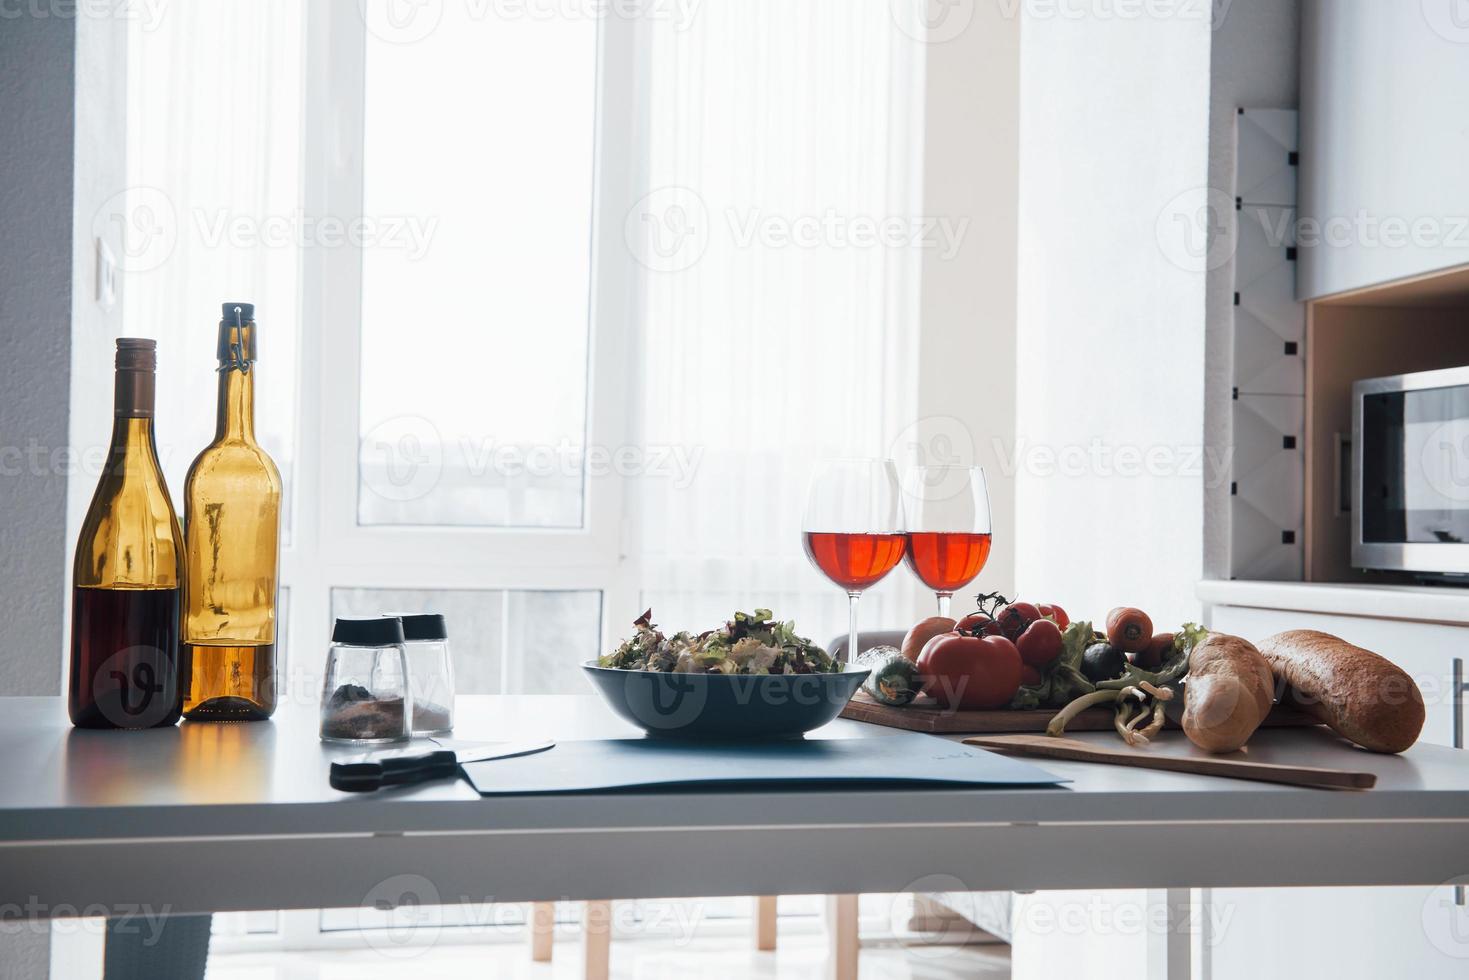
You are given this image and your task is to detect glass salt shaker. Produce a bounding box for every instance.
[400,613,455,735]
[320,617,411,744]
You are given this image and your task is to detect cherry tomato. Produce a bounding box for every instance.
[955,612,1004,636]
[1014,617,1064,669]
[1020,664,1042,687]
[1037,602,1070,630]
[996,602,1041,641]
[1129,631,1177,670]
[1105,606,1154,653]
[922,633,1022,710]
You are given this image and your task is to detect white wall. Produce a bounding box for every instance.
[0,1,77,699]
[1013,3,1212,630]
[1010,5,1213,977]
[914,0,1020,604]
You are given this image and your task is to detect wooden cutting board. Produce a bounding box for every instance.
[839,691,1320,734]
[965,734,1376,790]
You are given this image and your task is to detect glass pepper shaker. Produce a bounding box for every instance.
[320,617,411,744]
[400,613,455,735]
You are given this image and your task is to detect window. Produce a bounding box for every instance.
[116,0,930,953]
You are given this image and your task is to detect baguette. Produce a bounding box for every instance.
[1256,630,1424,754]
[1182,633,1274,753]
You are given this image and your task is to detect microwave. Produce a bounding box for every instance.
[1353,366,1469,576]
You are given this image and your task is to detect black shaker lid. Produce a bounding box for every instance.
[400,613,448,641]
[332,617,405,646]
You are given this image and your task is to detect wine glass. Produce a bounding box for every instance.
[802,459,907,663]
[901,465,992,618]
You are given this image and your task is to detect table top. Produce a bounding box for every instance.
[5,694,1468,843]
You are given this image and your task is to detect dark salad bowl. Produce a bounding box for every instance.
[582,663,870,740]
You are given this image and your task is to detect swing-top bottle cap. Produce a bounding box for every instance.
[217,301,257,366]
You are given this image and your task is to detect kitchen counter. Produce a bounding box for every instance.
[2,694,1468,920]
[1198,578,1469,625]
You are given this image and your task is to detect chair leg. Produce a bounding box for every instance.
[825,894,859,980]
[583,900,612,980]
[754,896,778,951]
[529,902,555,963]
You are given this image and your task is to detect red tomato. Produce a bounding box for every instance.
[1020,664,1042,686]
[1037,603,1070,630]
[955,612,1003,636]
[996,602,1041,641]
[1014,617,1064,669]
[922,633,1022,710]
[915,631,958,696]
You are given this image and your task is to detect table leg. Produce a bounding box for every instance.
[1144,888,1195,980]
[529,902,555,963]
[583,900,612,980]
[755,896,778,951]
[825,894,859,980]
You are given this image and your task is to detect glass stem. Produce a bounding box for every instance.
[936,592,952,619]
[846,591,861,663]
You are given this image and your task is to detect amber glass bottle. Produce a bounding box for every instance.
[182,303,282,721]
[70,339,186,729]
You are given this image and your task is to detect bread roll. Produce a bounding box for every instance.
[1182,633,1274,753]
[1256,630,1424,754]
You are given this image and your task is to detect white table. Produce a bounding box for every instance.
[4,695,1469,978]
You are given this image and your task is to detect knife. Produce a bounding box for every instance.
[330,739,556,793]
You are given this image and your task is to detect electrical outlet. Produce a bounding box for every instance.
[95,236,117,310]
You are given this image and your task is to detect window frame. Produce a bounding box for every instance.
[286,3,647,680]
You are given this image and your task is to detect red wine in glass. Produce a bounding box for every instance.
[900,466,992,617]
[905,531,992,594]
[803,532,907,592]
[802,459,906,662]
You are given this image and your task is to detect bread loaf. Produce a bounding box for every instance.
[1256,630,1423,754]
[1182,633,1274,753]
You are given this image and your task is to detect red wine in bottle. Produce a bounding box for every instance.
[68,338,185,729]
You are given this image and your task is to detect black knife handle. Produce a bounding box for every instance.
[330,749,459,792]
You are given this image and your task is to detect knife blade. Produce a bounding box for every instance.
[330,739,555,793]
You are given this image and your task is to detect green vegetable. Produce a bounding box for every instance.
[856,647,921,705]
[599,608,837,675]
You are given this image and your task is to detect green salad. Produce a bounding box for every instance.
[599,608,838,675]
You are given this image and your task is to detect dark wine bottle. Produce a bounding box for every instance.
[69,338,185,729]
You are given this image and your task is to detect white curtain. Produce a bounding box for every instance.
[632,0,929,649]
[122,1,304,529]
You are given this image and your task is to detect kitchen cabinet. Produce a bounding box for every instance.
[1298,0,1469,300]
[1207,602,1468,980]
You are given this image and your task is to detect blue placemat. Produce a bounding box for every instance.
[462,731,1067,795]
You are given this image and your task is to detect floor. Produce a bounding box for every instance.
[205,935,1011,980]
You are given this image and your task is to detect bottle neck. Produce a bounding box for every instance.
[215,364,257,441]
[113,364,154,420]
